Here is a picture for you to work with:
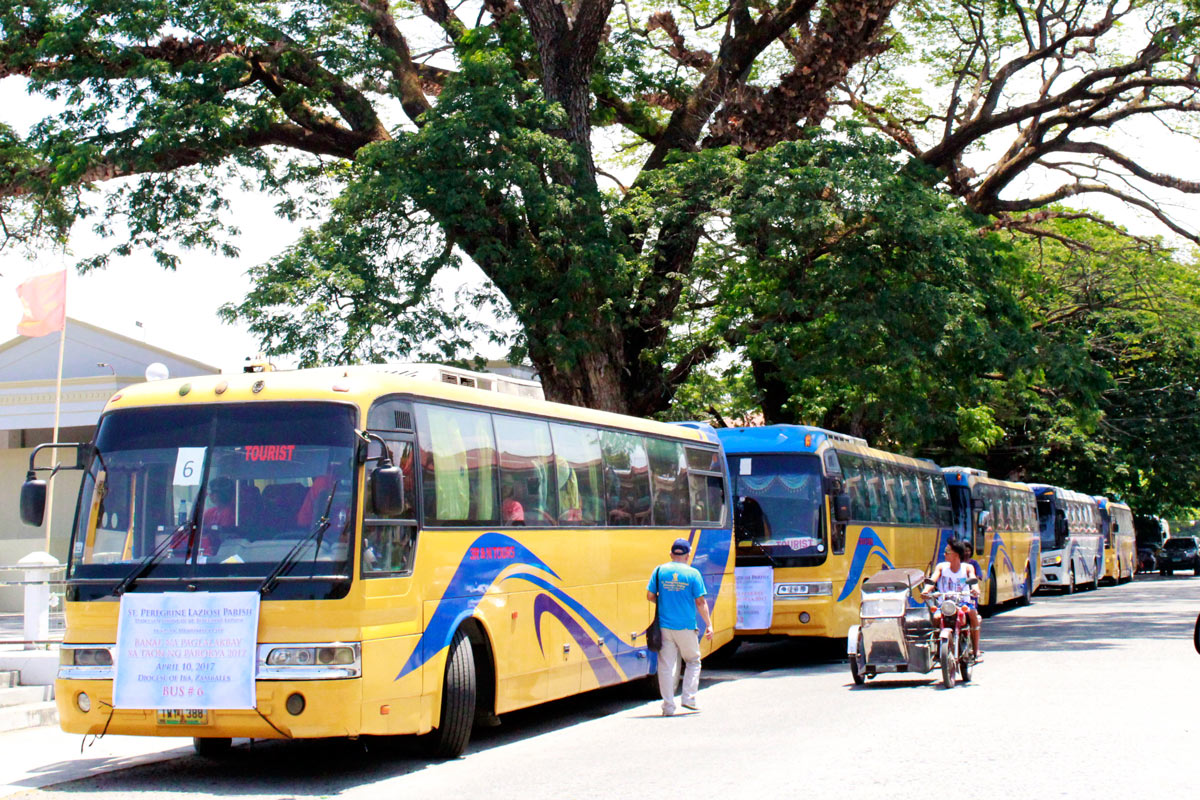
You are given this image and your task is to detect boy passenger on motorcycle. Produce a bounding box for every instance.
[924,539,982,662]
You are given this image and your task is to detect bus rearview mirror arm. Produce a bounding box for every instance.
[19,442,89,528]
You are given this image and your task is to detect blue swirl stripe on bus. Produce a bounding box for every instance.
[395,529,732,683]
[395,532,559,680]
[987,533,1014,581]
[688,528,734,616]
[836,528,895,602]
[508,571,643,682]
[532,594,623,685]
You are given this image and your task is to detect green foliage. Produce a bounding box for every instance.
[706,125,1028,449]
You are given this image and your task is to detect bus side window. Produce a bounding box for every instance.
[363,438,417,576]
[415,404,499,526]
[685,447,726,528]
[495,415,557,527]
[601,431,652,526]
[647,438,689,526]
[549,423,605,525]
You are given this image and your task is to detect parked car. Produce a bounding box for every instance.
[1158,537,1200,576]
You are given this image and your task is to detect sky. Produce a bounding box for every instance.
[1,191,281,374]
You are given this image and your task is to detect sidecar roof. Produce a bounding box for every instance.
[862,568,927,592]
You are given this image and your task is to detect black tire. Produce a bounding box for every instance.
[424,628,477,759]
[1194,613,1200,655]
[192,737,233,758]
[1065,566,1076,595]
[1019,567,1033,606]
[958,632,973,683]
[939,639,956,689]
[850,634,866,686]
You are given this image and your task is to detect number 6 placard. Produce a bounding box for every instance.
[173,447,206,486]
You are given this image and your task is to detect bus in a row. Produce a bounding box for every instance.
[15,369,1140,756]
[17,366,734,757]
[1095,496,1136,583]
[1031,484,1104,593]
[718,426,1143,643]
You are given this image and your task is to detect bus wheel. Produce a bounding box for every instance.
[192,737,233,758]
[1019,567,1033,606]
[425,628,477,759]
[1065,567,1076,595]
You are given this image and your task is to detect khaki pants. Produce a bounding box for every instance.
[657,627,701,714]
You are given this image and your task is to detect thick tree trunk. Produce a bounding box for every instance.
[527,315,632,413]
[534,348,631,414]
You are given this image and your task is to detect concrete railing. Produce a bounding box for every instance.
[0,553,65,649]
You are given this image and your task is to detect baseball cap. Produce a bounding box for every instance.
[671,538,691,555]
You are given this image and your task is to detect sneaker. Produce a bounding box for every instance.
[681,702,699,711]
[662,707,675,717]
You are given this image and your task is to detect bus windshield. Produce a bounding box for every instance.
[730,453,826,563]
[68,402,358,600]
[1037,497,1062,550]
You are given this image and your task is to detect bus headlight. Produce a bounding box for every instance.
[58,645,115,679]
[61,648,114,667]
[259,643,361,679]
[1042,555,1062,567]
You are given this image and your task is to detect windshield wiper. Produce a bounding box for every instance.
[258,481,343,597]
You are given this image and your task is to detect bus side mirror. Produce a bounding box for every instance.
[1112,522,1119,533]
[834,493,851,523]
[20,476,47,527]
[971,498,984,511]
[371,465,405,517]
[977,510,991,534]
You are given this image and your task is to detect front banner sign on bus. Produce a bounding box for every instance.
[735,566,773,629]
[113,591,260,710]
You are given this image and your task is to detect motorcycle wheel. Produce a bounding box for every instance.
[850,634,866,686]
[1194,613,1200,655]
[959,631,973,683]
[939,639,956,689]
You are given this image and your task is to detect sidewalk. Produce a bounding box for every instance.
[0,725,194,798]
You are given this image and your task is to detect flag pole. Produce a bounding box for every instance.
[43,311,68,554]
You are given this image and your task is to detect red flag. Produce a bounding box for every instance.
[16,271,67,337]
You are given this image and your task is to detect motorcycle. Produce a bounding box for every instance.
[847,567,979,689]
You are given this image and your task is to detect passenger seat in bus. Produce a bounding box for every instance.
[261,483,309,531]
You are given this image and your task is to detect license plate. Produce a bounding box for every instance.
[156,709,209,726]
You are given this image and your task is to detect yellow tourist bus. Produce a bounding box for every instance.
[943,467,1039,608]
[1095,496,1136,584]
[716,425,952,642]
[17,366,734,757]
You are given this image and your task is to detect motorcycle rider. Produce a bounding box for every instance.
[925,539,982,661]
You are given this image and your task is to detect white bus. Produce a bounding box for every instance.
[1031,484,1102,593]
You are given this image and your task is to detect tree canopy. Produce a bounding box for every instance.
[3,0,1200,511]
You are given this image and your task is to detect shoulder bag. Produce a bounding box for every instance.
[646,566,663,652]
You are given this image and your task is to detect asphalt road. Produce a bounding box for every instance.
[5,574,1198,800]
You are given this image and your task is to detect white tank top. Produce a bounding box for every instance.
[935,561,973,594]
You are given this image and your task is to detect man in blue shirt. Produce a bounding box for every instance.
[646,538,714,716]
